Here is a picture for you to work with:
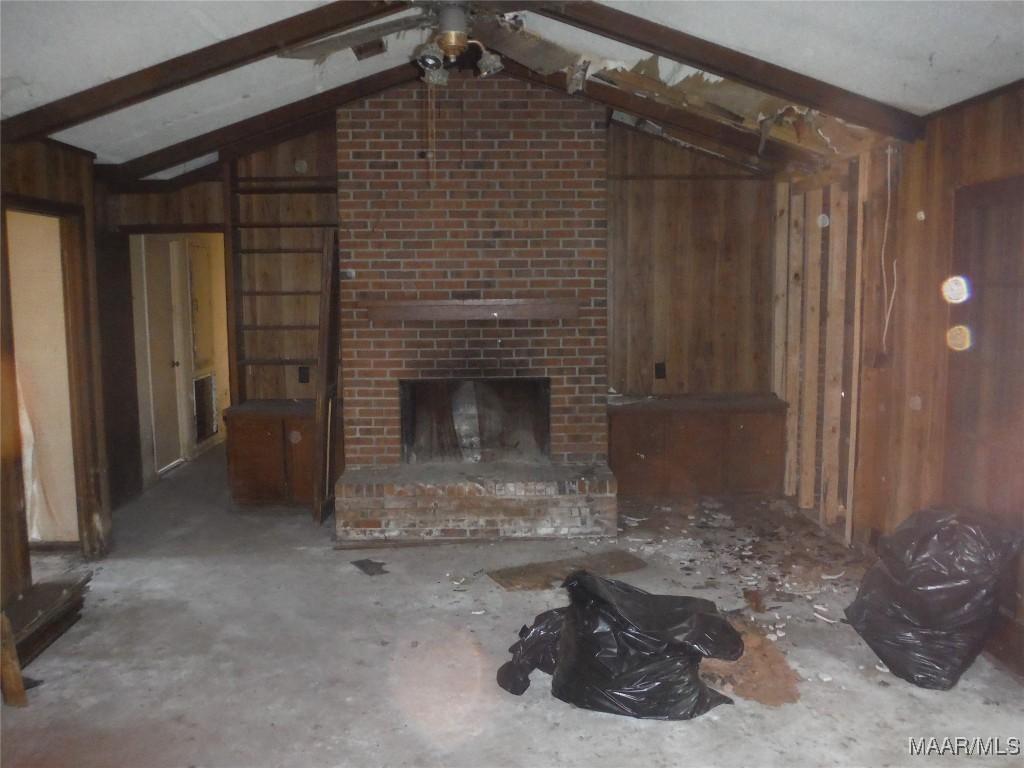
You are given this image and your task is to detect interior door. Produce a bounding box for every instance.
[312,230,341,523]
[945,176,1024,517]
[145,241,184,473]
[945,175,1024,671]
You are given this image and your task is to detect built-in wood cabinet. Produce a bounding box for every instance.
[224,399,314,505]
[609,394,786,497]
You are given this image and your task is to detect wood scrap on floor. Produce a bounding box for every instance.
[487,549,646,591]
[702,617,801,707]
[6,575,91,669]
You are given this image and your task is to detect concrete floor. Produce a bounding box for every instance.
[2,448,1021,768]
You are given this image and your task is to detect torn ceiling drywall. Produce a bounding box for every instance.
[558,1,1024,116]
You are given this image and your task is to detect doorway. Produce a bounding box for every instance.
[130,233,230,486]
[4,210,79,544]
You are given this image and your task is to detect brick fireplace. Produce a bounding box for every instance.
[334,72,616,541]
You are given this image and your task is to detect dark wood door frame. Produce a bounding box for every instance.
[2,194,109,560]
[127,228,238,447]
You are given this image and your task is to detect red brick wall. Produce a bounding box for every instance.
[336,73,608,467]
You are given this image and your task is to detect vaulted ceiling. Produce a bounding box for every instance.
[2,1,1020,177]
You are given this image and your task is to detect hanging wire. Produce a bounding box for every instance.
[426,82,437,182]
[880,145,898,355]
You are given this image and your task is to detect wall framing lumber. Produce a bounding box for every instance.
[782,193,804,496]
[820,181,849,525]
[844,157,868,545]
[771,181,790,396]
[797,189,823,509]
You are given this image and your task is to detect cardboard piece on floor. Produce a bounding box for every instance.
[351,559,388,576]
[488,549,647,591]
[6,574,91,668]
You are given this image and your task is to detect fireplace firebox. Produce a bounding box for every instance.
[400,378,550,464]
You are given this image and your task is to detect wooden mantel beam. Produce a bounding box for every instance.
[107,63,421,182]
[1,1,408,144]
[534,1,925,141]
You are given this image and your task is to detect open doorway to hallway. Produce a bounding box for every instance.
[5,210,79,546]
[130,233,230,486]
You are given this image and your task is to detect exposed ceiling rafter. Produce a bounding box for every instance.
[1,0,409,144]
[502,60,815,170]
[533,1,926,141]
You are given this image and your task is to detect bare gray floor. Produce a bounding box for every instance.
[2,448,1021,768]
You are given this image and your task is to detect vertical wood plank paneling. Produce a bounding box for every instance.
[607,124,774,396]
[797,189,824,509]
[848,84,1023,666]
[223,160,243,404]
[771,182,790,396]
[820,182,849,525]
[783,193,805,496]
[104,181,224,229]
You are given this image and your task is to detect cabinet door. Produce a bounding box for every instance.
[226,415,285,504]
[609,409,667,496]
[284,416,315,505]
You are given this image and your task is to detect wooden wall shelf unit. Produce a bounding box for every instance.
[223,128,339,509]
[359,298,580,322]
[226,132,337,403]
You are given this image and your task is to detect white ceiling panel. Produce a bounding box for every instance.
[1,0,328,117]
[593,1,1024,115]
[50,23,428,163]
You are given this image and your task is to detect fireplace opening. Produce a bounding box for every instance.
[400,378,551,464]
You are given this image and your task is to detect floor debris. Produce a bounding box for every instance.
[351,559,388,576]
[487,549,647,590]
[743,588,767,613]
[702,617,801,707]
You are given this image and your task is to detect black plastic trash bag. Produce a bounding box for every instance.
[497,570,744,720]
[845,508,1023,690]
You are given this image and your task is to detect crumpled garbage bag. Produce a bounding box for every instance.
[497,570,744,720]
[845,508,1023,690]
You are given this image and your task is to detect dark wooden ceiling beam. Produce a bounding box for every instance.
[1,1,408,144]
[109,63,420,181]
[534,1,925,141]
[503,61,813,169]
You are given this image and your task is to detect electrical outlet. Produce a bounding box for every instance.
[298,366,310,384]
[654,361,666,379]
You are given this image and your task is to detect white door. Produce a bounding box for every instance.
[143,238,186,473]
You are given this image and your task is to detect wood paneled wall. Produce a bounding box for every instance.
[851,85,1023,538]
[102,181,223,230]
[608,124,775,395]
[847,85,1023,669]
